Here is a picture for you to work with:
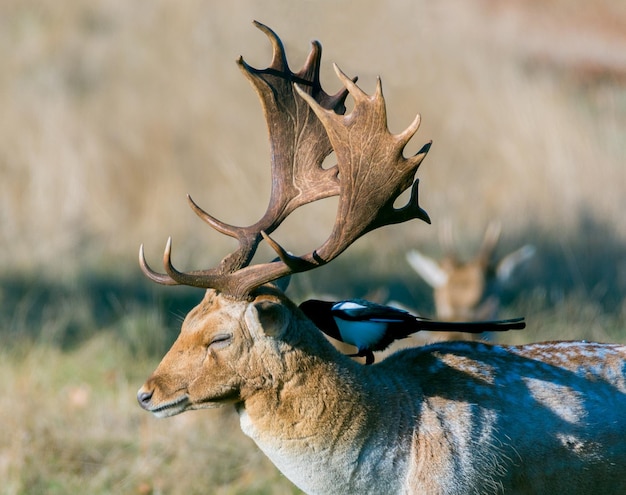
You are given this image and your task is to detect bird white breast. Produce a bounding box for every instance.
[333,318,387,350]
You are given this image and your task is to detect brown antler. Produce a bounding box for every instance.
[289,65,430,261]
[140,21,349,290]
[140,22,432,298]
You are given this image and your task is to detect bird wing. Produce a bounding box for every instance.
[331,300,414,323]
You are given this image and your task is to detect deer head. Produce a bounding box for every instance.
[407,221,535,322]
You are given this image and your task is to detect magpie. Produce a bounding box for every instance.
[299,299,526,365]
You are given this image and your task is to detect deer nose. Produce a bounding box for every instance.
[137,388,154,409]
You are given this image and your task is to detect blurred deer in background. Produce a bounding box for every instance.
[136,22,626,495]
[407,221,535,322]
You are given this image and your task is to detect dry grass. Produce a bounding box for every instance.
[1,0,626,493]
[0,333,299,495]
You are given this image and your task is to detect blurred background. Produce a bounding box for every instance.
[1,0,625,493]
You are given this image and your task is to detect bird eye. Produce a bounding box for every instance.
[209,333,232,350]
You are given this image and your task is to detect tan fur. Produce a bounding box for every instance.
[406,224,534,345]
[138,287,626,494]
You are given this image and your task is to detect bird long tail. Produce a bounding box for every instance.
[418,317,526,333]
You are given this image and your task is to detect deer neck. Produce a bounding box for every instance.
[236,350,415,495]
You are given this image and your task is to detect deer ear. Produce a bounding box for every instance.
[245,299,290,338]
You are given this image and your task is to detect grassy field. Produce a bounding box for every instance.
[1,0,626,493]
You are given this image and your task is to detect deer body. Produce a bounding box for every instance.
[139,288,626,495]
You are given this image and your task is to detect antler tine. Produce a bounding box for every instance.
[187,195,241,239]
[439,218,455,259]
[251,20,288,72]
[140,238,228,289]
[476,221,502,267]
[139,244,178,286]
[186,194,262,272]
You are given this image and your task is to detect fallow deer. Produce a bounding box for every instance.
[137,22,626,494]
[407,221,536,322]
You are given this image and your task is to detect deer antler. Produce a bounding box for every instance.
[140,22,431,298]
[140,21,348,290]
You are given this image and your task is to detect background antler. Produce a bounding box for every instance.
[141,22,432,298]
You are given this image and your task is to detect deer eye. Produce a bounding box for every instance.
[209,333,232,350]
